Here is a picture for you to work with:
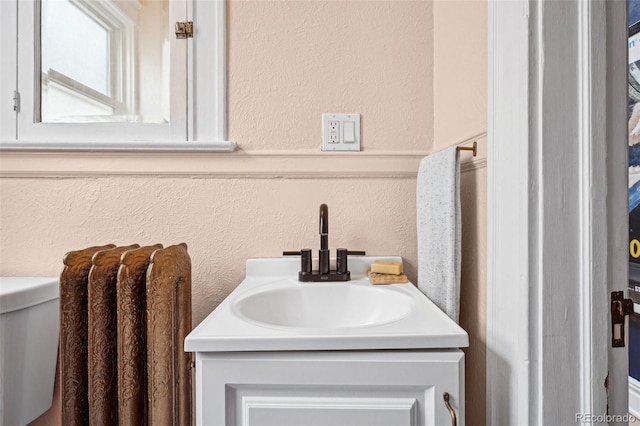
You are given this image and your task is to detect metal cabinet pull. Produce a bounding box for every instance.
[443,392,457,426]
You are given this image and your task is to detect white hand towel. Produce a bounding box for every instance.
[416,146,461,322]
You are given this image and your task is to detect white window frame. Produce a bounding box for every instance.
[0,0,235,151]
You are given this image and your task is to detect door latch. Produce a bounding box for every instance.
[175,21,193,39]
[13,91,20,112]
[611,291,634,347]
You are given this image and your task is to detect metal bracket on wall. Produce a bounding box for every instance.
[611,291,634,347]
[175,21,193,39]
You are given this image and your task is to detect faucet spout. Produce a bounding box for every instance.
[319,204,330,274]
[284,203,363,282]
[319,204,328,250]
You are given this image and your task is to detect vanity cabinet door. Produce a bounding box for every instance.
[194,350,464,426]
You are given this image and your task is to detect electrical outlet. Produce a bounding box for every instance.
[322,114,360,151]
[329,121,339,143]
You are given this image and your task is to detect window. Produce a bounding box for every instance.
[41,0,133,123]
[0,0,233,150]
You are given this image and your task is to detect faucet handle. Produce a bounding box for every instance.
[336,248,348,274]
[337,249,366,274]
[283,249,313,274]
[300,248,312,273]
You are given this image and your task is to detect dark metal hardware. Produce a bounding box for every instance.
[336,248,348,274]
[284,204,364,282]
[301,249,312,273]
[611,291,634,347]
[283,249,313,275]
[319,204,330,275]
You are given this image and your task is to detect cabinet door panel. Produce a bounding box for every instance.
[195,350,464,426]
[242,396,417,426]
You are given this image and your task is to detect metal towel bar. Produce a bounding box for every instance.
[456,140,477,157]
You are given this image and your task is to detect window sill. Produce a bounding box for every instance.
[0,141,237,152]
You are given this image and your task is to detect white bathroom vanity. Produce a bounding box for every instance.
[185,257,468,426]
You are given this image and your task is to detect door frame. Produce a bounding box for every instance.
[487,1,629,424]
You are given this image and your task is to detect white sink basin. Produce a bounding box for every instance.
[232,280,412,329]
[185,257,468,352]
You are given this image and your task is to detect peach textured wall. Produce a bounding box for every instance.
[2,178,420,324]
[2,0,434,322]
[433,0,488,151]
[0,0,487,424]
[434,1,488,425]
[228,0,433,152]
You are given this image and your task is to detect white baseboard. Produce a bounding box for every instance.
[630,376,640,418]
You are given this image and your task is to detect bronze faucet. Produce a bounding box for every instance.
[284,204,365,282]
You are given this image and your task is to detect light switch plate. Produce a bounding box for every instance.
[322,113,361,151]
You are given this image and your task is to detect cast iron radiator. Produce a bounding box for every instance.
[60,243,193,426]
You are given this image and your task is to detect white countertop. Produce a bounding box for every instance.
[185,257,469,352]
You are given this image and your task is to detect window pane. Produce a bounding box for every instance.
[43,0,109,94]
[42,81,115,121]
[40,0,175,125]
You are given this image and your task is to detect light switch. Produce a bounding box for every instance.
[343,121,356,143]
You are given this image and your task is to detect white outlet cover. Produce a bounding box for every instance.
[322,113,361,151]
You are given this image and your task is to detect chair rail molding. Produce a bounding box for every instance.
[0,134,486,179]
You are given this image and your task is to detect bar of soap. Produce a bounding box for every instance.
[370,260,403,275]
[368,272,409,285]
